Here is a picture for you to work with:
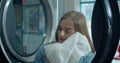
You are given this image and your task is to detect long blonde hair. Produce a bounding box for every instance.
[56,11,96,53]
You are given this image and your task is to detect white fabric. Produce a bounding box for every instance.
[44,32,91,63]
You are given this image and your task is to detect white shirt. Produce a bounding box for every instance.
[44,32,91,63]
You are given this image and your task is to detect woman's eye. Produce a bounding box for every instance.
[58,27,62,30]
[65,30,71,34]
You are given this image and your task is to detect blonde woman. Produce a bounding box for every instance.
[34,11,96,63]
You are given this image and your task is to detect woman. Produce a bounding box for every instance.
[34,11,96,63]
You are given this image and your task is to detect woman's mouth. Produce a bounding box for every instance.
[59,38,66,42]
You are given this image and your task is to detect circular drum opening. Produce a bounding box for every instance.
[1,0,53,62]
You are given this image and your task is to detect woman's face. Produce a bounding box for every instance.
[57,19,75,43]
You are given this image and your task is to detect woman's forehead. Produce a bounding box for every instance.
[59,19,74,27]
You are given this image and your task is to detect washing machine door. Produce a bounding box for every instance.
[92,0,120,63]
[0,0,9,62]
[0,0,53,62]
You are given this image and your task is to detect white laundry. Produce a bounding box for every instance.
[44,32,91,63]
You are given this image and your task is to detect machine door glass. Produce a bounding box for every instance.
[13,0,45,56]
[1,0,53,62]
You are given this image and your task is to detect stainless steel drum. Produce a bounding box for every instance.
[0,0,53,62]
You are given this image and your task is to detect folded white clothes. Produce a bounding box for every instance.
[44,32,91,63]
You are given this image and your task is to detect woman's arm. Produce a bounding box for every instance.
[78,51,95,63]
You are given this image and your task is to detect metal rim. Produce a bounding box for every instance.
[92,0,120,63]
[1,0,53,62]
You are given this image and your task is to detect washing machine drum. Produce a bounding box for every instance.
[0,0,53,62]
[91,0,120,63]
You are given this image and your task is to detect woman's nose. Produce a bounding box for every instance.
[60,30,65,36]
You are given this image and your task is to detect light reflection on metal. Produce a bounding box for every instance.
[104,0,112,29]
